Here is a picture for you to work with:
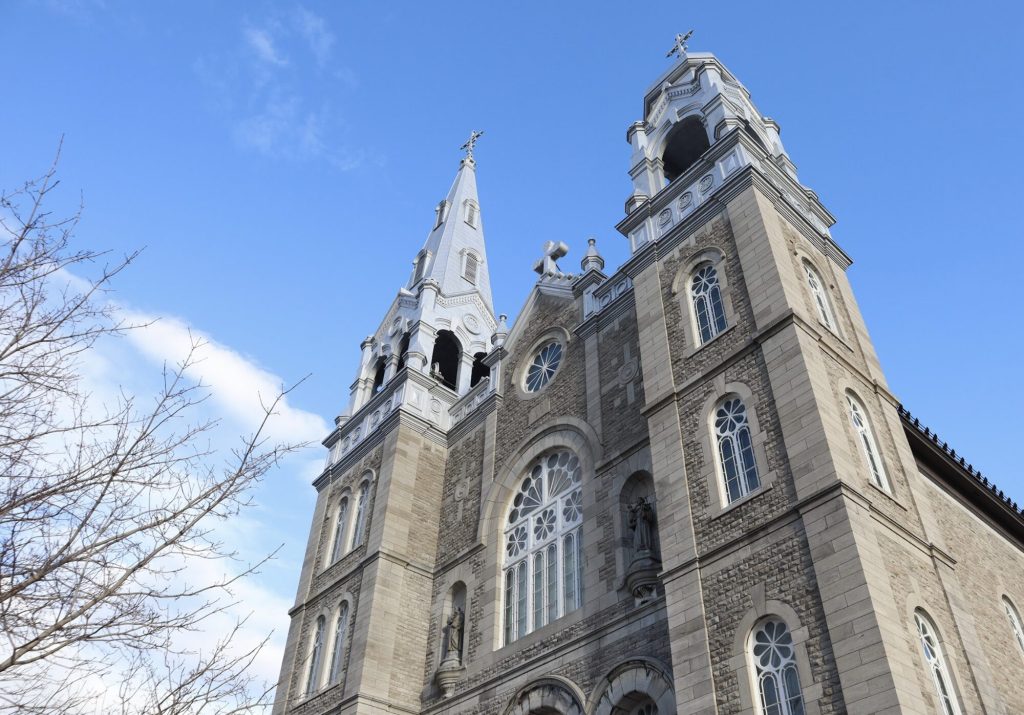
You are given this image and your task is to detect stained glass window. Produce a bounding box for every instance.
[751,619,805,715]
[330,498,349,563]
[715,397,760,504]
[691,263,728,344]
[803,261,837,332]
[305,615,326,695]
[914,610,962,715]
[847,395,890,492]
[524,342,563,393]
[1004,597,1024,656]
[503,450,583,643]
[328,602,349,685]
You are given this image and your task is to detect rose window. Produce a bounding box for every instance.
[524,341,563,393]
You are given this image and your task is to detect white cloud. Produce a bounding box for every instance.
[118,307,328,445]
[244,26,288,67]
[294,7,335,67]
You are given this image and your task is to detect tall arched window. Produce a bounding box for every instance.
[751,619,805,715]
[330,497,350,563]
[305,615,326,695]
[1004,597,1024,656]
[351,482,370,548]
[691,263,728,345]
[846,394,890,492]
[503,450,583,644]
[914,610,962,715]
[803,261,837,333]
[715,397,760,504]
[328,601,350,685]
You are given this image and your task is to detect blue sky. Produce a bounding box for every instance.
[3,0,1023,687]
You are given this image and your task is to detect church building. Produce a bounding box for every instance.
[272,37,1024,715]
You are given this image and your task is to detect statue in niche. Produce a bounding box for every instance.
[628,496,656,555]
[445,606,464,663]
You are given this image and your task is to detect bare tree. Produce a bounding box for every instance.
[0,149,304,713]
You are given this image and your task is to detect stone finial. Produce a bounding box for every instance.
[580,237,605,273]
[491,314,509,348]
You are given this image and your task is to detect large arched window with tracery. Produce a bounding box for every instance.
[914,610,962,715]
[691,263,728,345]
[846,394,890,492]
[715,397,760,504]
[750,619,805,715]
[503,450,583,644]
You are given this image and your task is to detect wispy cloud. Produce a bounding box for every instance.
[195,5,362,170]
[245,26,288,67]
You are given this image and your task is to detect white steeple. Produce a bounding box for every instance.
[345,140,498,417]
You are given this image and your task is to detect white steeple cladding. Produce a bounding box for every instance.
[618,40,836,253]
[343,148,498,430]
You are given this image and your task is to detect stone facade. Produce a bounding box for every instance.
[272,46,1024,715]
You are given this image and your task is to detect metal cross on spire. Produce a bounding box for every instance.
[460,130,484,161]
[666,30,694,61]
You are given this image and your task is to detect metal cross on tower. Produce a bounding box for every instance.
[460,130,484,161]
[666,31,694,61]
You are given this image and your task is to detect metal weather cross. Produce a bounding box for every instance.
[666,30,694,60]
[460,130,485,160]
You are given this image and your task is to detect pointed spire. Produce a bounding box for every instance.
[411,145,495,315]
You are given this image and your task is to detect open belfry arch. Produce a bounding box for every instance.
[273,34,1024,715]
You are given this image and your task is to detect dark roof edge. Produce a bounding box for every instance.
[899,405,1024,543]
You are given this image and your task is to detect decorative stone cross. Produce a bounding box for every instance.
[460,130,484,161]
[533,240,569,277]
[666,30,694,60]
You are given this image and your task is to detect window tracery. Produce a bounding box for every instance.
[524,341,563,393]
[503,450,583,643]
[751,619,805,715]
[305,615,325,695]
[914,610,961,715]
[330,497,349,563]
[690,263,727,344]
[803,261,837,332]
[328,601,350,685]
[351,481,370,548]
[715,397,760,504]
[846,394,889,492]
[1004,597,1024,657]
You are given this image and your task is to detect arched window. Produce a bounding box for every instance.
[328,601,350,685]
[914,610,962,715]
[715,397,760,504]
[470,351,489,388]
[803,261,837,332]
[395,332,410,373]
[662,115,710,183]
[305,615,326,695]
[1004,597,1024,656]
[330,497,350,563]
[846,394,889,491]
[750,619,805,715]
[503,450,583,644]
[351,481,370,548]
[691,263,728,345]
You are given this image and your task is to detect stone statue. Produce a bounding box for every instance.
[628,496,655,554]
[446,606,464,662]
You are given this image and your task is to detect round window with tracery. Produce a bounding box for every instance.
[524,341,563,393]
[503,449,583,643]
